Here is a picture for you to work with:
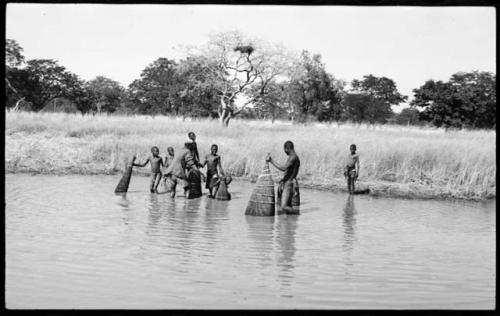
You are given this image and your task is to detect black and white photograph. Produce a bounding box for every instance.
[4,3,496,310]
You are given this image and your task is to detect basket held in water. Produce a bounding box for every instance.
[215,176,232,201]
[114,156,136,193]
[245,162,275,216]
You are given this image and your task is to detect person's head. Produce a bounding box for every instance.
[211,144,218,155]
[350,144,357,154]
[283,140,294,155]
[188,132,196,142]
[167,147,174,156]
[151,146,160,156]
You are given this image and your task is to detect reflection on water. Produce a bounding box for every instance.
[342,195,357,252]
[245,216,275,270]
[5,174,496,309]
[342,195,356,279]
[276,216,298,294]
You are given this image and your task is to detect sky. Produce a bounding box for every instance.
[6,4,496,110]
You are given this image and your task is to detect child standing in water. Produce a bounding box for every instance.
[344,144,360,194]
[133,146,164,193]
[187,132,201,167]
[162,147,175,189]
[202,144,225,198]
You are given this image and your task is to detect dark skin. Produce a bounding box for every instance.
[188,132,202,168]
[346,145,360,194]
[266,147,296,184]
[201,145,225,198]
[266,145,297,213]
[133,147,164,193]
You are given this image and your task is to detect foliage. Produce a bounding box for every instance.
[411,71,496,129]
[287,51,345,122]
[5,39,25,68]
[6,58,90,113]
[343,93,392,124]
[86,76,125,113]
[392,107,422,126]
[191,30,294,126]
[349,74,408,124]
[127,58,179,115]
[174,56,220,118]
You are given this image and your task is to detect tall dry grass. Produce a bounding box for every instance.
[5,110,496,199]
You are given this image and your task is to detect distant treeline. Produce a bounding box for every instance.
[5,31,496,129]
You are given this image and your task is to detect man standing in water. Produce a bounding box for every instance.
[164,142,193,198]
[266,140,301,215]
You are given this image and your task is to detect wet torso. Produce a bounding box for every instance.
[205,154,220,174]
[282,153,300,183]
[150,156,163,173]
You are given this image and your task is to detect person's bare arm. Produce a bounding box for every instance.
[269,159,286,172]
[200,157,208,168]
[133,157,149,167]
[269,155,294,173]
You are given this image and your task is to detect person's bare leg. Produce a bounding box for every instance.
[153,173,161,193]
[170,180,177,198]
[150,174,156,193]
[281,183,294,214]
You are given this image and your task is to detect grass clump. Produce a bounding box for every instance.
[5,110,496,200]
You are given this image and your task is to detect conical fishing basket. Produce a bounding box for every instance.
[215,176,231,201]
[245,162,275,216]
[114,156,136,193]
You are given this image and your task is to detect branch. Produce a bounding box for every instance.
[5,77,22,98]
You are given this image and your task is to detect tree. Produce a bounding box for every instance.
[287,51,344,123]
[343,93,391,124]
[6,59,90,113]
[351,75,407,105]
[249,81,289,123]
[392,107,422,125]
[127,58,179,115]
[190,30,293,126]
[411,71,496,129]
[349,75,407,123]
[5,39,25,67]
[174,56,220,118]
[5,39,27,109]
[86,76,125,113]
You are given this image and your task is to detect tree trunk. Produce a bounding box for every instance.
[219,108,232,127]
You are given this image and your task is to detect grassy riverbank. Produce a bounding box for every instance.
[5,111,496,200]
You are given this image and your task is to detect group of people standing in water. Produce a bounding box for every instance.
[132,130,361,213]
[132,132,226,199]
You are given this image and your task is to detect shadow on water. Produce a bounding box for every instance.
[342,195,357,279]
[276,215,298,295]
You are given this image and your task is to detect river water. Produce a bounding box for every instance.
[5,174,495,309]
